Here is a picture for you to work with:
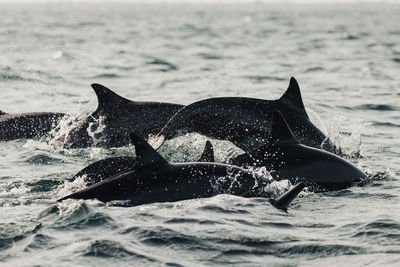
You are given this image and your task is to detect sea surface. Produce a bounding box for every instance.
[0,2,399,266]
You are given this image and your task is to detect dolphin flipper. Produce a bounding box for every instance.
[199,141,215,162]
[269,182,305,211]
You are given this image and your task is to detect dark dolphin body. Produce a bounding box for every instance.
[228,111,366,191]
[59,134,305,210]
[57,84,183,149]
[0,111,66,141]
[72,156,135,185]
[157,77,336,153]
[70,141,215,186]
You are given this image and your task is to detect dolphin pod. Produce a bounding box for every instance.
[2,78,336,155]
[156,77,337,153]
[1,77,368,208]
[59,133,305,210]
[69,112,365,193]
[60,78,335,152]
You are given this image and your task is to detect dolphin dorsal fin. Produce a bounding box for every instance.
[199,141,215,162]
[129,133,168,168]
[91,83,132,113]
[269,182,305,211]
[0,110,5,115]
[279,77,308,118]
[270,111,299,144]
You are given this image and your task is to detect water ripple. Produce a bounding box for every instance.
[38,203,115,230]
[81,240,155,261]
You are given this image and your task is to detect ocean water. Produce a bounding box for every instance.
[1,2,400,266]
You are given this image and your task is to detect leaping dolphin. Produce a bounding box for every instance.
[0,111,66,141]
[156,77,337,153]
[59,133,305,210]
[228,111,366,191]
[55,84,183,149]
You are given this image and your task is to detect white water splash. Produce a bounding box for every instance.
[46,103,93,150]
[157,132,243,162]
[308,108,364,157]
[86,115,107,147]
[55,175,88,199]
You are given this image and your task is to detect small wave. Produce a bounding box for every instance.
[26,179,63,193]
[356,104,398,111]
[304,66,324,72]
[146,58,178,72]
[80,240,154,261]
[365,219,400,231]
[91,73,120,79]
[0,223,42,251]
[341,34,359,40]
[197,53,223,60]
[243,75,286,83]
[275,244,365,257]
[198,204,251,214]
[38,202,114,230]
[392,58,400,63]
[25,154,66,165]
[371,121,400,127]
[136,227,204,248]
[24,233,55,251]
[0,73,47,84]
[164,218,222,225]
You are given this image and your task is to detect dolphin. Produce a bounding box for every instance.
[56,84,183,149]
[59,133,305,210]
[156,77,337,153]
[0,111,66,141]
[70,140,215,186]
[228,111,366,191]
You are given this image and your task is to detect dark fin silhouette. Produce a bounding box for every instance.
[0,110,6,115]
[269,182,305,211]
[91,83,133,112]
[270,111,299,144]
[199,141,215,162]
[279,77,308,117]
[129,133,168,168]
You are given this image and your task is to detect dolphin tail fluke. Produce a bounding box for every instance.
[199,140,215,162]
[269,182,305,211]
